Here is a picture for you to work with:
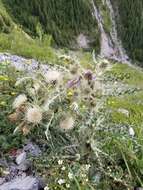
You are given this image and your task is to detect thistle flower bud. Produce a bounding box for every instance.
[26,106,42,124]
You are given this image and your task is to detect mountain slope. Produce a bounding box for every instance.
[2,0,100,50]
[112,0,143,63]
[0,0,143,64]
[0,0,14,33]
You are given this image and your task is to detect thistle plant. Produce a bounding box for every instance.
[9,54,101,141]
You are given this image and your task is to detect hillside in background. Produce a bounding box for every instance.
[0,0,143,64]
[2,0,100,51]
[112,0,143,63]
[0,0,13,33]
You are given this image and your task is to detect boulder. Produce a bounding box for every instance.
[0,176,44,190]
[16,152,26,165]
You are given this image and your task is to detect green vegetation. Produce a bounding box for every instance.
[114,0,143,63]
[0,62,26,151]
[105,63,143,87]
[0,0,13,33]
[0,0,143,189]
[0,28,57,62]
[107,92,143,125]
[93,62,143,188]
[95,0,112,33]
[1,0,143,64]
[2,0,100,49]
[0,0,57,62]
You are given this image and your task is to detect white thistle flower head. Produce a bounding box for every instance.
[13,94,27,109]
[59,116,74,131]
[44,70,62,84]
[26,106,42,124]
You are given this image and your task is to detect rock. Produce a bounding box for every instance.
[5,167,18,182]
[0,158,9,168]
[17,160,32,172]
[16,152,26,165]
[0,178,5,185]
[129,127,135,136]
[0,176,44,190]
[76,34,89,49]
[24,142,41,157]
[0,53,39,72]
[118,108,129,117]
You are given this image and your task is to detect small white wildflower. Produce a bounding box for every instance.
[13,94,27,109]
[66,184,70,188]
[26,106,42,124]
[129,127,135,136]
[58,160,63,165]
[44,185,49,190]
[81,173,86,178]
[85,164,91,171]
[68,172,73,180]
[70,102,78,112]
[59,117,74,130]
[57,179,65,185]
[44,70,62,84]
[85,178,88,182]
[61,166,66,171]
